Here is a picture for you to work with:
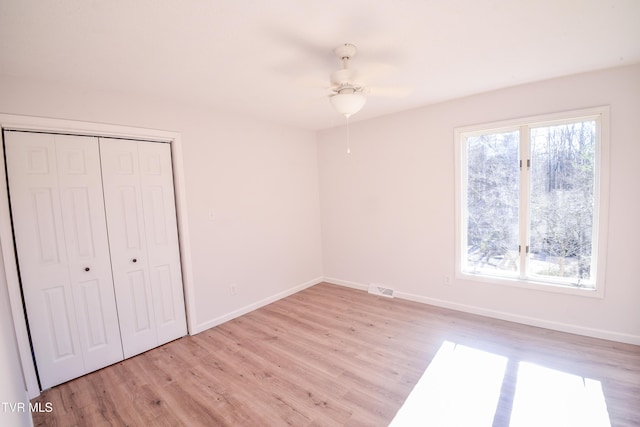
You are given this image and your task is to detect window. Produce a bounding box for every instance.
[455,107,609,295]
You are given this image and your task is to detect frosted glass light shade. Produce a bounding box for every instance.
[330,93,366,118]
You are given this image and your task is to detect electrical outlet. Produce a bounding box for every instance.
[443,275,451,286]
[230,284,237,295]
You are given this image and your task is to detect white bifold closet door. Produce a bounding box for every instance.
[5,131,187,390]
[99,138,187,358]
[5,132,123,389]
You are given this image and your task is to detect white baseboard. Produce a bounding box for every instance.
[191,277,324,335]
[325,278,640,346]
[322,277,368,291]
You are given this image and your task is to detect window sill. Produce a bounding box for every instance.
[456,271,605,298]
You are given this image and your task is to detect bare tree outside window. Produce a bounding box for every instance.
[460,114,601,290]
[529,121,596,285]
[465,130,520,276]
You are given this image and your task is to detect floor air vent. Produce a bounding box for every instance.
[368,284,395,298]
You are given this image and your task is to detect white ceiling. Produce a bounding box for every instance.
[1,0,639,131]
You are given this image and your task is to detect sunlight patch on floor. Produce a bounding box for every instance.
[510,362,611,427]
[390,341,507,426]
[390,341,612,426]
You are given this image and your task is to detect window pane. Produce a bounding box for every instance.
[528,121,596,287]
[464,130,520,276]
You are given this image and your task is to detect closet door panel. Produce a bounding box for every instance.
[55,135,124,372]
[99,139,158,358]
[6,133,83,389]
[138,142,187,344]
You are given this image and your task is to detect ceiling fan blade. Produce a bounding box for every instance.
[352,62,397,85]
[362,86,413,97]
[294,73,331,89]
[263,26,334,64]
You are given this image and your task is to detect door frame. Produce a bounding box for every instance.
[0,114,196,398]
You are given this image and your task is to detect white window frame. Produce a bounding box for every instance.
[454,106,610,297]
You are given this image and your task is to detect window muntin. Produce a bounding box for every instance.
[457,108,607,293]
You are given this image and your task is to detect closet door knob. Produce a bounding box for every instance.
[84,267,90,272]
[132,258,137,263]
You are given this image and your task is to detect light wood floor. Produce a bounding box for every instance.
[32,282,640,426]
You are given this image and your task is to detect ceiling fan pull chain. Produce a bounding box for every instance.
[346,116,351,154]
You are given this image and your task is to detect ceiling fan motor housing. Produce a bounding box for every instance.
[331,44,362,92]
[331,69,358,86]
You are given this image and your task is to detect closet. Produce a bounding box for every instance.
[4,131,187,390]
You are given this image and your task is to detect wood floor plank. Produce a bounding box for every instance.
[31,282,640,426]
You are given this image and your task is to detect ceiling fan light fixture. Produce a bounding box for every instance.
[330,92,366,118]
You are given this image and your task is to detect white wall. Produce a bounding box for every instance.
[318,64,640,344]
[0,75,324,333]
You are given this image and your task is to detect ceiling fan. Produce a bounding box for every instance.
[322,43,409,153]
[327,43,408,119]
[329,43,367,118]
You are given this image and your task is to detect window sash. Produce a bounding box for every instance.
[526,120,600,288]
